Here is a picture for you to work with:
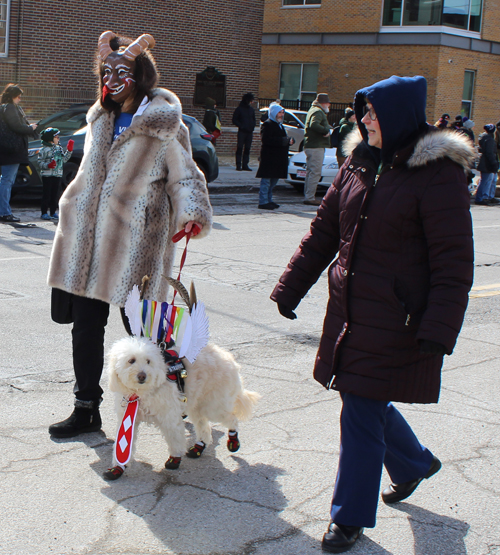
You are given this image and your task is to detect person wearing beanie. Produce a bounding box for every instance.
[232,92,256,170]
[271,75,474,553]
[337,109,356,167]
[475,124,500,205]
[302,93,332,205]
[462,118,475,143]
[37,127,73,220]
[255,104,294,209]
[47,31,212,441]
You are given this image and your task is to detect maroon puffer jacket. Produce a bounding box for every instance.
[271,128,474,404]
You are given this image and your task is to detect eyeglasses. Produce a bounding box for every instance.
[363,105,377,121]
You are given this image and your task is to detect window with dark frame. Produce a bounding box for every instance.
[382,0,482,31]
[279,63,319,104]
[461,70,475,118]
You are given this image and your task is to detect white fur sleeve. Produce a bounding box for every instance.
[164,123,213,239]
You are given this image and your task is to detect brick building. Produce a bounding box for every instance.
[0,0,264,127]
[259,0,500,132]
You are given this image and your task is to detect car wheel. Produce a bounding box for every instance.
[299,141,304,152]
[62,162,80,189]
[195,159,208,180]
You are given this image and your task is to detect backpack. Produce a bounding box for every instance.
[330,125,341,148]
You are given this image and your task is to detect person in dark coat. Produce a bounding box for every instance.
[232,92,256,171]
[475,124,500,205]
[0,83,38,222]
[256,104,294,210]
[202,97,221,144]
[271,75,474,553]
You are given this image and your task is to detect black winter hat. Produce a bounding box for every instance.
[40,127,60,143]
[345,109,355,119]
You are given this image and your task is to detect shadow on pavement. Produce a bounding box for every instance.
[392,502,469,555]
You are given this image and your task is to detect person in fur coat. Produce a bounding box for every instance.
[271,76,474,553]
[47,31,213,438]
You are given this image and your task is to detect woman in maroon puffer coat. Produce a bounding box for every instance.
[271,76,474,553]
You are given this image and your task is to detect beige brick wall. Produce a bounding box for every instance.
[263,0,382,34]
[481,0,500,42]
[260,44,500,137]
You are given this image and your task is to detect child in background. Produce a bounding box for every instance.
[38,127,73,220]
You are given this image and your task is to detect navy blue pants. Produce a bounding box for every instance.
[330,392,435,528]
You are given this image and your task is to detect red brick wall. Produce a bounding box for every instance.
[0,0,264,125]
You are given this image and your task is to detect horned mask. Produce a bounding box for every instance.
[98,30,155,62]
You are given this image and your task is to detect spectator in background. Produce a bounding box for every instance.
[451,115,463,131]
[303,93,332,206]
[232,92,256,171]
[336,109,356,167]
[494,121,500,161]
[434,113,450,129]
[202,97,221,145]
[37,127,74,221]
[475,124,500,206]
[0,83,38,223]
[462,118,475,144]
[256,104,294,210]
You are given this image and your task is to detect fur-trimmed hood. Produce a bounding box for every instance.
[342,126,475,171]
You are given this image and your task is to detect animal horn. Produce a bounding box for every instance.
[121,34,155,61]
[162,276,191,310]
[98,30,116,61]
[140,275,150,300]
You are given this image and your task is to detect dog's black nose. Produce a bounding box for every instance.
[137,371,147,384]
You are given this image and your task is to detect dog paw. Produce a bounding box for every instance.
[103,466,125,481]
[186,442,206,458]
[165,456,182,469]
[227,433,240,453]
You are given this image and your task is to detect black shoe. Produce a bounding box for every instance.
[236,166,242,171]
[489,198,500,205]
[322,522,363,553]
[258,203,276,210]
[382,456,441,504]
[269,202,280,209]
[475,199,491,206]
[242,166,252,171]
[49,399,102,438]
[0,214,21,222]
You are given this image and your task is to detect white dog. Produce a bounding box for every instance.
[104,336,260,480]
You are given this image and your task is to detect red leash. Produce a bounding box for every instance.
[170,223,201,303]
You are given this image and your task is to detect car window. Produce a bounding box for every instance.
[292,112,307,125]
[283,112,299,127]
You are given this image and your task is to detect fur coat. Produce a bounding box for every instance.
[271,126,474,403]
[48,88,213,307]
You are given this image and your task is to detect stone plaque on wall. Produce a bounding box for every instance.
[194,67,226,108]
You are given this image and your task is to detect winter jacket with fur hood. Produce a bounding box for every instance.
[48,88,213,307]
[271,76,474,404]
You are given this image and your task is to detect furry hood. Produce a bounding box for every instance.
[87,88,182,142]
[342,127,475,171]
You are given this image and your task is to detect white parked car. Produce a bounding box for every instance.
[259,107,308,152]
[286,147,339,192]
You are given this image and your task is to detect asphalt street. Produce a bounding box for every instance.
[1,166,499,555]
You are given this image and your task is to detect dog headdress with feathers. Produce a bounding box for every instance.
[124,278,209,363]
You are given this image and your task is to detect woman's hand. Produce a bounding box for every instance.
[30,123,38,130]
[289,137,295,146]
[184,221,202,236]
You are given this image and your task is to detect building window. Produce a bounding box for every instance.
[461,70,475,118]
[279,63,318,103]
[382,0,482,31]
[0,0,10,57]
[283,0,321,6]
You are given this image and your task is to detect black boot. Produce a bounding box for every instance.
[49,398,102,438]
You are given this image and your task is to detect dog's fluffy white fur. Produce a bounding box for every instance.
[108,336,260,469]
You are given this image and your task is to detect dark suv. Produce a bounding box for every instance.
[13,108,218,196]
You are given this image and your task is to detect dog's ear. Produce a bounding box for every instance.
[107,349,121,392]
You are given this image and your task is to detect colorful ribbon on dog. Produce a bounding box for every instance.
[114,394,139,467]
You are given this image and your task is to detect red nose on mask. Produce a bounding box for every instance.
[102,84,110,102]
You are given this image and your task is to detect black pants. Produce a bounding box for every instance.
[41,175,61,216]
[236,130,253,169]
[71,295,110,401]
